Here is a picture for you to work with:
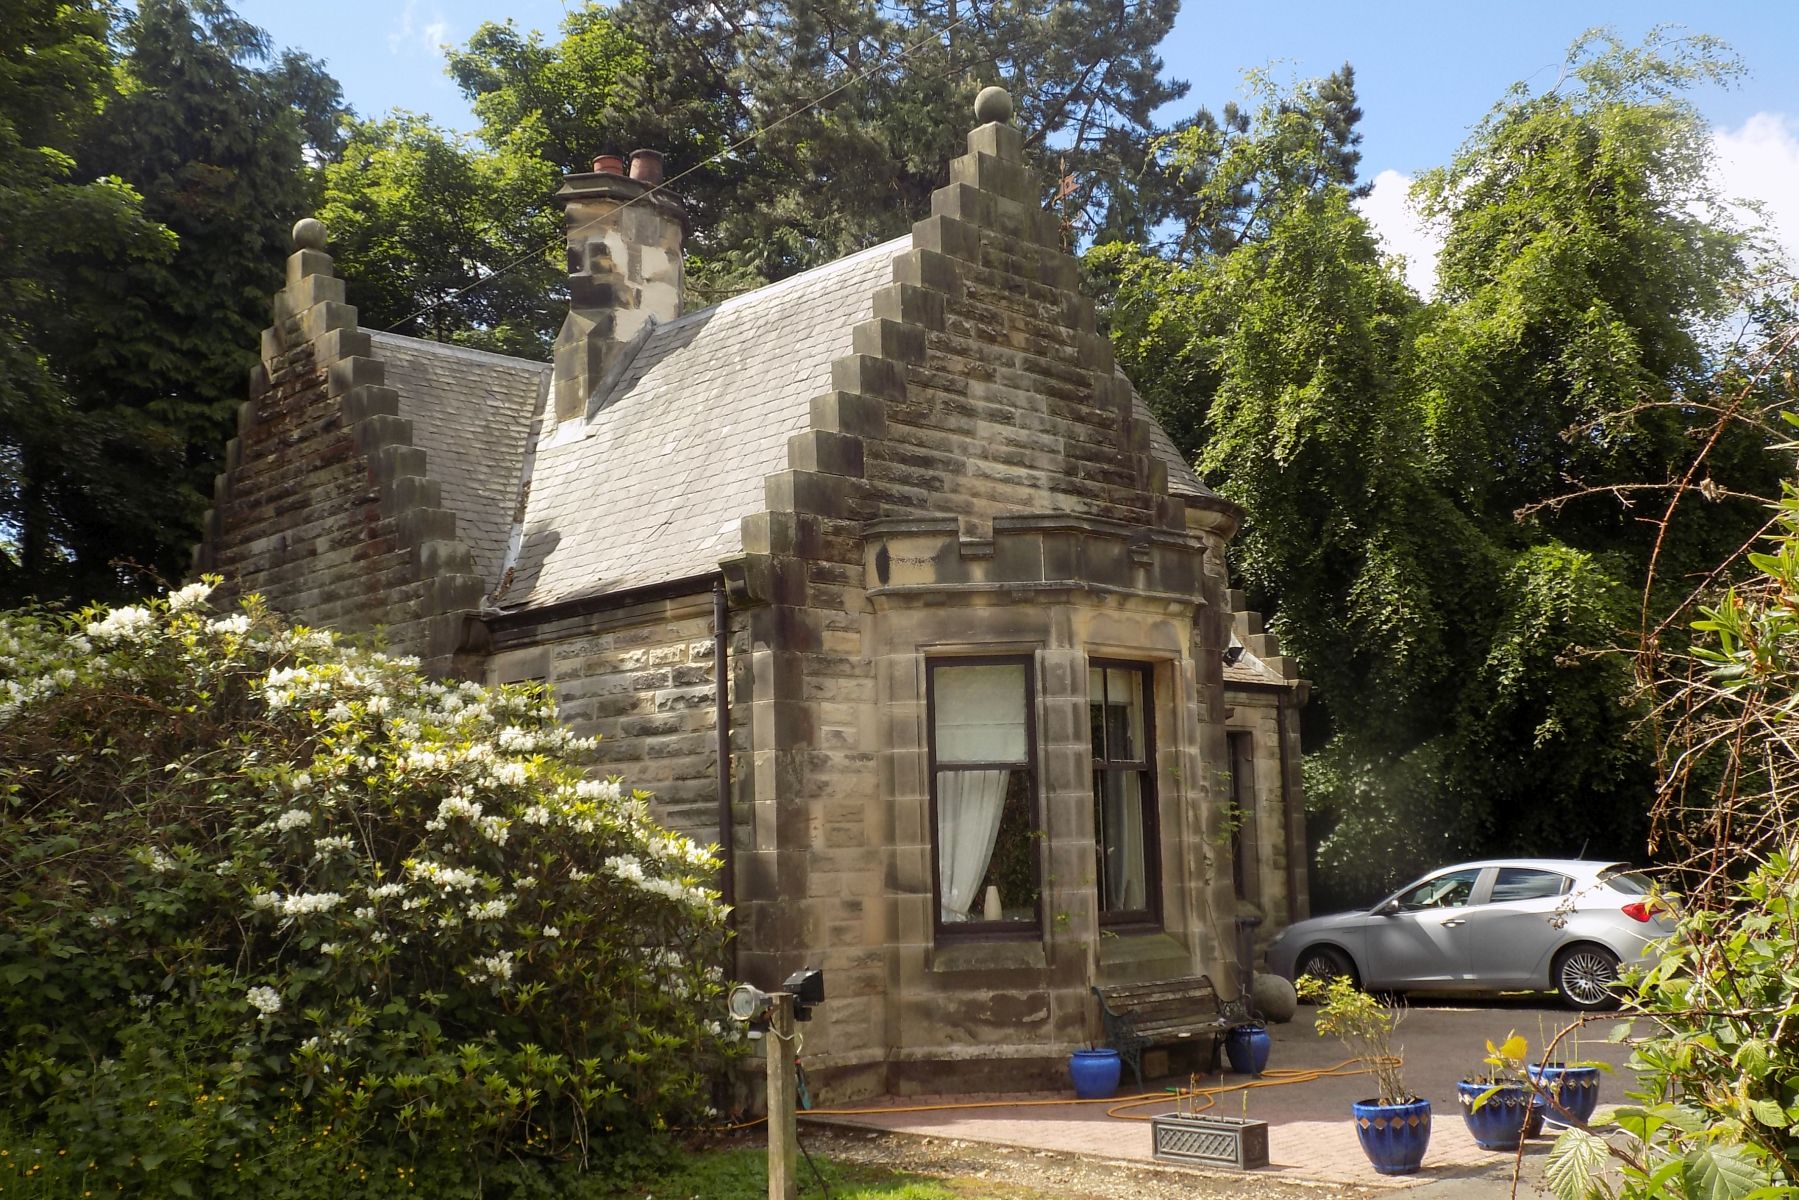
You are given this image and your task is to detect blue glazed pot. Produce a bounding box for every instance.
[1070,1048,1123,1099]
[1225,1024,1272,1076]
[1529,1064,1602,1130]
[1458,1081,1535,1150]
[1352,1096,1431,1175]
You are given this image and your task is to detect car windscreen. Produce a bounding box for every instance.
[1597,866,1654,895]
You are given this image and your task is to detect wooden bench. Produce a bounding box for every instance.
[1091,976,1231,1088]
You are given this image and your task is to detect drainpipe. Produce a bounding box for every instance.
[713,580,735,913]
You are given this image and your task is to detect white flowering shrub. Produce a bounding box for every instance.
[0,582,735,1197]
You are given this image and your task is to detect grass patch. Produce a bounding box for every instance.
[605,1144,1012,1200]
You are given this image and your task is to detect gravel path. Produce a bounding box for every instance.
[798,1123,1386,1199]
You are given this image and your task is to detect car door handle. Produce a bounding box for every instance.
[1440,918,1466,927]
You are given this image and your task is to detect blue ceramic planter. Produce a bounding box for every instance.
[1529,1064,1601,1130]
[1458,1081,1535,1150]
[1352,1097,1431,1175]
[1070,1048,1122,1099]
[1225,1024,1272,1076]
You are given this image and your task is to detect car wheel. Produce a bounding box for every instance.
[1295,946,1358,993]
[1555,945,1621,1011]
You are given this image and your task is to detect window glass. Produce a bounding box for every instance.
[932,661,1037,928]
[1089,663,1157,924]
[1597,867,1653,896]
[1397,868,1481,911]
[1490,868,1570,903]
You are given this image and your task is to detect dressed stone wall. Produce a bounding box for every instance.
[195,228,490,678]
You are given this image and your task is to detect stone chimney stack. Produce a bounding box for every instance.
[551,149,685,423]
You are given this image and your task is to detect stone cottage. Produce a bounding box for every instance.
[195,88,1308,1097]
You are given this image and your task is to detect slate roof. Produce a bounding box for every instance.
[500,236,907,609]
[491,233,1209,611]
[369,331,548,589]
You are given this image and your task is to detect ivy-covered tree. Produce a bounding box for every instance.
[441,0,1193,309]
[317,115,562,357]
[63,0,347,593]
[0,0,176,605]
[2,0,348,607]
[1100,35,1774,903]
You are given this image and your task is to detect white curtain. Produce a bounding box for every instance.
[1103,773,1147,911]
[938,769,1009,921]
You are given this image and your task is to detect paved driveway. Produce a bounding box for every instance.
[807,1000,1644,1196]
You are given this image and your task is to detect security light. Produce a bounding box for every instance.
[728,983,774,1022]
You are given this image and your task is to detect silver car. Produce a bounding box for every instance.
[1265,859,1674,1010]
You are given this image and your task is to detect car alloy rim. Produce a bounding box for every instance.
[1301,953,1342,982]
[1562,951,1614,1005]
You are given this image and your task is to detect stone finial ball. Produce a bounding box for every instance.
[974,85,1014,125]
[1252,972,1299,1024]
[291,217,328,252]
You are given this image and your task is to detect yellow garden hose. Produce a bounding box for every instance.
[721,1056,1394,1130]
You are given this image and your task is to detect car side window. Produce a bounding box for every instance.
[1490,868,1570,903]
[1396,868,1481,911]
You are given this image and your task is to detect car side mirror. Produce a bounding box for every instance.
[1374,899,1401,916]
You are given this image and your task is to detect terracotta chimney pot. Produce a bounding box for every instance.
[629,149,665,185]
[593,154,626,176]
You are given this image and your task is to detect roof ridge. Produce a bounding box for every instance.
[664,234,913,332]
[369,329,550,371]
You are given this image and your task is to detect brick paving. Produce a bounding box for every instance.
[804,1000,1639,1194]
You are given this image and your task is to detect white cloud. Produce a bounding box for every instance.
[1710,112,1799,269]
[388,0,452,58]
[1355,169,1443,298]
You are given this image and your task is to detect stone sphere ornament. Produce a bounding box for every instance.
[1252,972,1299,1023]
[291,217,328,252]
[974,85,1014,125]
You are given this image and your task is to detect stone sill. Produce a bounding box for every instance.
[928,938,1049,973]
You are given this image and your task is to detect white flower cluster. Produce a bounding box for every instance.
[649,834,714,870]
[406,860,484,891]
[314,834,355,856]
[495,726,538,753]
[166,581,214,612]
[467,950,514,984]
[604,854,716,910]
[207,614,251,636]
[251,890,344,917]
[367,881,406,899]
[468,899,510,921]
[575,778,624,804]
[246,985,282,1016]
[86,605,155,645]
[275,808,311,832]
[133,846,177,874]
[426,793,482,831]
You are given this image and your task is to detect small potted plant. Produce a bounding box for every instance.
[1149,1072,1270,1169]
[1527,1025,1606,1131]
[1458,1031,1541,1150]
[1299,974,1429,1176]
[1224,1019,1272,1076]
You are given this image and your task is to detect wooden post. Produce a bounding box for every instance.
[766,992,797,1200]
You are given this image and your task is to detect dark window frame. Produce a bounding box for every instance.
[926,655,1043,941]
[1225,730,1258,903]
[1089,659,1161,930]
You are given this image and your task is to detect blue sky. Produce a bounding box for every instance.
[235,0,1799,285]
